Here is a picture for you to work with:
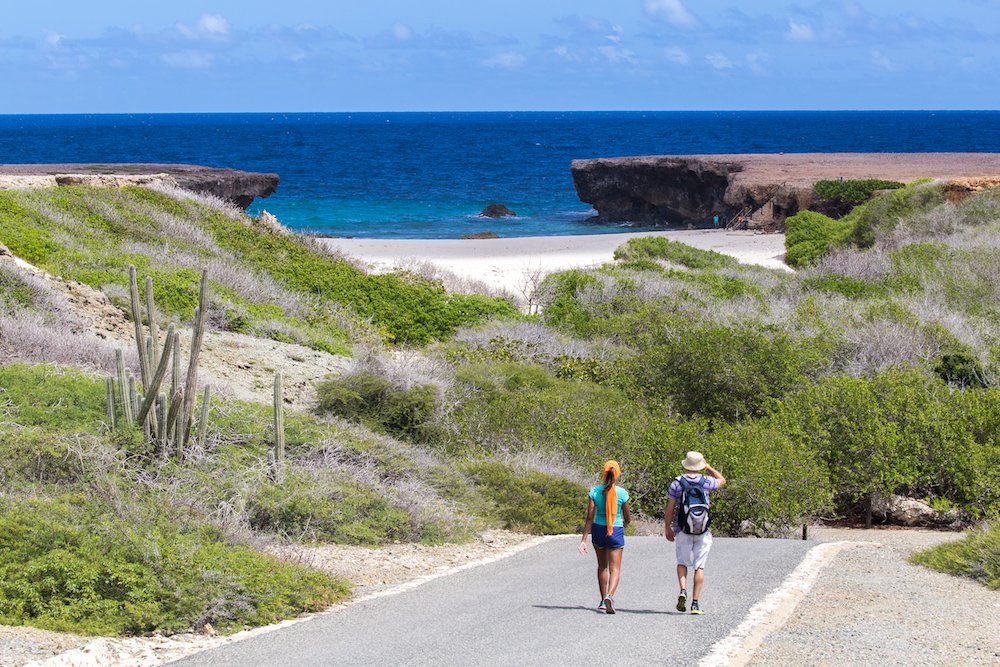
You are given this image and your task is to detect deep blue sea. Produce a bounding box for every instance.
[1,111,998,238]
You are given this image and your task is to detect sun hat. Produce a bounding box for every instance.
[682,451,707,471]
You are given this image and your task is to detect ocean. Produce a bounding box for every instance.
[1,111,998,239]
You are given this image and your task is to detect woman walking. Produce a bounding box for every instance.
[578,460,632,614]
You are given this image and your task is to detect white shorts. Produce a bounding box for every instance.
[675,531,713,570]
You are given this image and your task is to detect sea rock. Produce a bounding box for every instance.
[571,153,1000,230]
[0,163,279,209]
[871,494,960,527]
[480,203,516,218]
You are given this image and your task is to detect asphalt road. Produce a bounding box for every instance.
[174,536,814,667]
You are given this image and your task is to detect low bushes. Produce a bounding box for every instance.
[0,496,348,636]
[911,523,1000,589]
[613,237,737,270]
[814,179,904,207]
[461,461,586,534]
[785,211,853,268]
[315,370,441,442]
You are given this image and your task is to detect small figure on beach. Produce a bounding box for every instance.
[664,451,726,615]
[713,214,720,228]
[579,460,632,614]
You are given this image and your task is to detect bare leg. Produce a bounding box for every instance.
[692,568,705,600]
[607,548,623,597]
[676,564,688,592]
[595,547,609,601]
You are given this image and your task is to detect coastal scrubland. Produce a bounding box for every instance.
[1,181,998,637]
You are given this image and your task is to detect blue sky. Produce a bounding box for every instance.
[2,0,999,112]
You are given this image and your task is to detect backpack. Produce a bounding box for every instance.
[677,475,711,535]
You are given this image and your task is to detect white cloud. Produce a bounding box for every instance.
[599,45,636,64]
[161,50,214,68]
[177,14,230,39]
[787,20,815,42]
[481,51,526,69]
[705,53,733,70]
[197,14,230,36]
[45,32,64,48]
[665,47,689,65]
[871,49,896,71]
[644,0,699,28]
[392,22,412,41]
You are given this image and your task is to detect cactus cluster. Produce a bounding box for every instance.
[106,266,210,456]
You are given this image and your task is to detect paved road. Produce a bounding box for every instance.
[175,536,814,667]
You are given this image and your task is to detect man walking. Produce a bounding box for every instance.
[664,451,726,615]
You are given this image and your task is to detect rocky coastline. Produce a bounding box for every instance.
[0,163,279,209]
[571,152,1000,230]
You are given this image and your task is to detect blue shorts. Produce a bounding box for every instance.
[591,525,625,550]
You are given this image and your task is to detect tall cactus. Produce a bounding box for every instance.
[272,372,285,481]
[105,267,209,458]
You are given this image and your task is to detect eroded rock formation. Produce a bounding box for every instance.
[572,153,1000,230]
[0,164,279,209]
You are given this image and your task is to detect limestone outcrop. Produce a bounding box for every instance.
[0,164,279,209]
[571,153,1000,230]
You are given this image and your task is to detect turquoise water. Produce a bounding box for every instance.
[1,111,997,238]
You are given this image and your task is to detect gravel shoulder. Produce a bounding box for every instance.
[748,527,1000,667]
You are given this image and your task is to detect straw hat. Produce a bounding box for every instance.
[682,451,707,471]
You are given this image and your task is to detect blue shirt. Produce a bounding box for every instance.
[589,485,629,527]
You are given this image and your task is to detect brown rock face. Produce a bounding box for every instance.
[480,203,517,218]
[0,163,279,209]
[571,153,1000,230]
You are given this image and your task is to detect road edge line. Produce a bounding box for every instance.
[697,540,860,667]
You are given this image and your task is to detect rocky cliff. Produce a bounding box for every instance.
[571,153,1000,230]
[0,164,279,209]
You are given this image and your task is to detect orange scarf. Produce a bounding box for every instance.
[602,460,621,535]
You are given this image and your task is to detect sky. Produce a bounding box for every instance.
[1,0,999,112]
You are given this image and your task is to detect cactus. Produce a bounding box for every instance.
[272,372,285,481]
[197,385,211,450]
[107,266,209,458]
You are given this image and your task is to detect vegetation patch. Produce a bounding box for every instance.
[814,179,904,206]
[912,523,1000,589]
[613,236,738,270]
[785,211,853,268]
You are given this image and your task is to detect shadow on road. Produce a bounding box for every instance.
[532,604,673,615]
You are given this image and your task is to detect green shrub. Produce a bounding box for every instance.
[935,352,989,388]
[845,181,946,248]
[626,323,828,421]
[0,496,347,636]
[705,420,833,535]
[613,237,737,270]
[248,477,417,545]
[461,461,585,534]
[814,179,904,206]
[785,211,853,268]
[315,371,440,442]
[911,523,1000,589]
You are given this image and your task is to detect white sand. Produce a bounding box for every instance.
[320,230,789,296]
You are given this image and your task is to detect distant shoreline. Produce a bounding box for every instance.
[319,229,790,297]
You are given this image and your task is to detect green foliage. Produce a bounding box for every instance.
[460,461,586,534]
[248,476,417,545]
[802,274,888,299]
[539,270,602,332]
[0,365,107,433]
[626,323,828,421]
[315,371,440,442]
[814,179,904,206]
[0,496,348,636]
[614,237,738,270]
[935,352,988,388]
[705,421,833,535]
[912,523,1000,589]
[845,181,946,248]
[785,211,853,268]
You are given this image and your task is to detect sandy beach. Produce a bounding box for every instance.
[321,229,789,296]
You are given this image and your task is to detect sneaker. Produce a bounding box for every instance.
[597,599,605,611]
[690,600,703,615]
[676,591,687,612]
[604,596,616,614]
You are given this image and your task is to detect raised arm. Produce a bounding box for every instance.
[579,498,596,555]
[705,462,726,488]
